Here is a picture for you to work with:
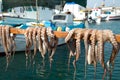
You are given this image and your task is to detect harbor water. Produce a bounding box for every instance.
[0,20,120,80]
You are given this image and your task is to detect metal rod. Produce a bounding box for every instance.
[10,27,120,42]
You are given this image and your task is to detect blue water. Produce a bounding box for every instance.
[0,20,120,80]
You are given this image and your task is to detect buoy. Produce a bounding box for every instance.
[57,26,62,31]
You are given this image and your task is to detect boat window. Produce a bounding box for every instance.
[7,9,12,12]
[20,7,24,13]
[33,7,37,11]
[53,15,66,20]
[26,7,32,11]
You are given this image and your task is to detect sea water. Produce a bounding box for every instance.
[0,20,120,80]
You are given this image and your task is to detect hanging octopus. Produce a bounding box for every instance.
[0,25,16,71]
[24,27,58,68]
[65,28,88,73]
[36,27,45,61]
[103,30,119,79]
[46,27,58,68]
[32,27,38,65]
[24,27,33,67]
[83,29,93,79]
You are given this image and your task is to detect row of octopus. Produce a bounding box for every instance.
[0,25,119,79]
[65,28,120,80]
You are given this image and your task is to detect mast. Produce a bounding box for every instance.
[101,0,105,7]
[36,0,39,23]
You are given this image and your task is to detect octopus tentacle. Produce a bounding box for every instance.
[40,27,47,65]
[10,33,16,60]
[24,28,31,67]
[83,29,92,79]
[5,26,11,54]
[49,36,58,68]
[103,30,119,79]
[41,27,47,55]
[46,27,55,38]
[65,28,78,43]
[1,26,10,70]
[5,26,16,60]
[28,28,34,49]
[97,30,106,79]
[107,30,119,65]
[32,28,38,64]
[28,28,34,64]
[37,27,43,54]
[73,29,86,72]
[90,29,97,79]
[73,33,81,71]
[66,39,76,71]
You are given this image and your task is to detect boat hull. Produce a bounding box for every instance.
[0,16,36,27]
[0,34,65,53]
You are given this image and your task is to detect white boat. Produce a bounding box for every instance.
[62,2,86,21]
[101,7,120,21]
[87,8,102,24]
[88,7,120,22]
[0,6,59,26]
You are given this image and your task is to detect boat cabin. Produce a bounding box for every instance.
[51,13,73,26]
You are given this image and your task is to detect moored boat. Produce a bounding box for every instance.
[0,12,85,53]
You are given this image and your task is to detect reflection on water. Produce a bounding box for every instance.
[0,20,120,80]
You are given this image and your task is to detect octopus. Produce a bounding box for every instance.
[46,27,58,68]
[5,26,16,60]
[65,28,87,73]
[66,39,76,71]
[0,25,16,71]
[37,27,44,59]
[95,30,106,79]
[32,27,38,65]
[83,29,93,79]
[24,27,33,67]
[65,28,119,80]
[103,30,119,79]
[40,27,58,67]
[24,27,58,68]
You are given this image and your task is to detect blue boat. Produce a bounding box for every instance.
[18,13,85,45]
[19,13,85,31]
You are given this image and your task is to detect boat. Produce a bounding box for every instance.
[87,8,102,24]
[0,0,60,26]
[101,7,120,21]
[88,6,120,22]
[62,2,86,21]
[0,12,85,53]
[19,12,85,44]
[0,6,59,27]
